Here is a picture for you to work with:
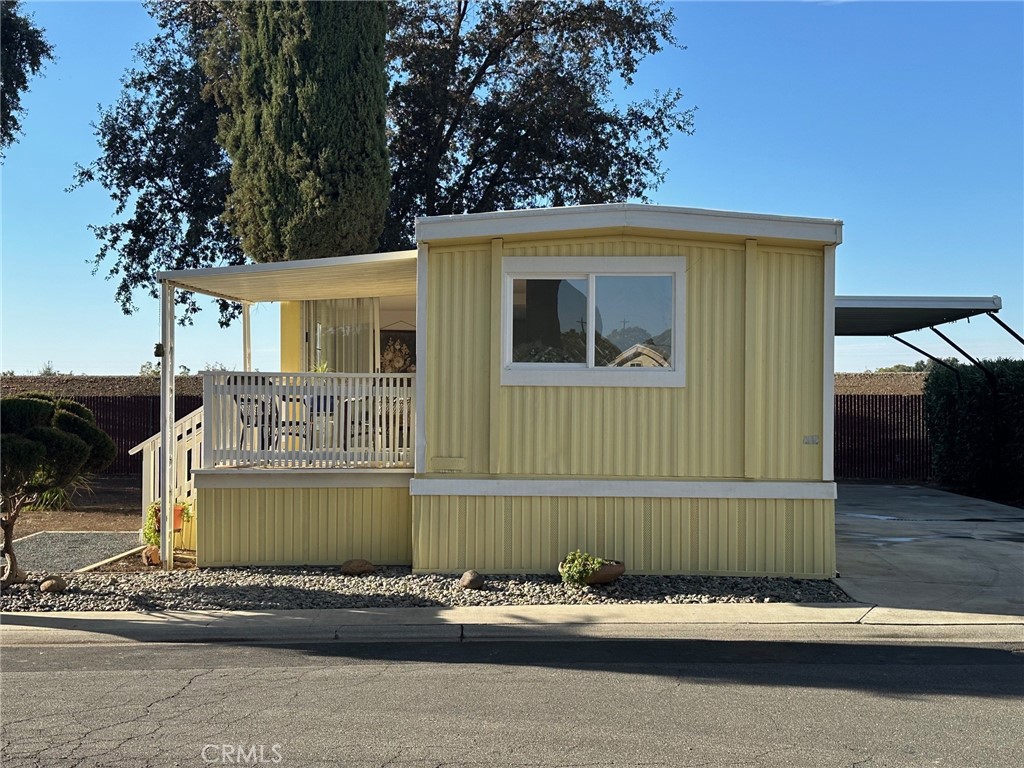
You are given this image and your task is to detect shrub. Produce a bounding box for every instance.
[1,396,117,586]
[53,411,115,473]
[0,397,54,434]
[559,549,608,587]
[53,398,96,424]
[923,358,1024,501]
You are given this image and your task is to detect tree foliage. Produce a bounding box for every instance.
[74,0,693,322]
[381,0,693,249]
[70,0,244,325]
[0,0,54,156]
[1,396,116,586]
[214,1,389,262]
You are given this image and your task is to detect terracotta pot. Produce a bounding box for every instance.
[585,561,625,585]
[154,504,186,533]
[558,560,626,585]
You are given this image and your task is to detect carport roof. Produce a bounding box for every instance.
[157,250,417,303]
[835,295,1002,336]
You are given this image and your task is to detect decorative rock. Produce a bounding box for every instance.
[459,570,485,590]
[141,546,162,567]
[39,576,67,594]
[340,559,376,576]
[12,568,28,585]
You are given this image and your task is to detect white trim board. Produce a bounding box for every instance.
[417,204,843,246]
[822,245,836,482]
[499,255,687,388]
[410,478,837,500]
[193,469,413,490]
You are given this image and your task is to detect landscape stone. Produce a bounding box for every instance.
[141,546,161,567]
[39,576,67,594]
[460,570,485,590]
[340,559,376,576]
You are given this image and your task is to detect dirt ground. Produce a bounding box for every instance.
[14,476,142,539]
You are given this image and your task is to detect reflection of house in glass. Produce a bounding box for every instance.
[610,343,670,368]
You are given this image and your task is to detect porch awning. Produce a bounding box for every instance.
[834,295,1002,336]
[157,250,418,303]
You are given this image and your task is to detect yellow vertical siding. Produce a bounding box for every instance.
[425,234,824,480]
[280,301,303,371]
[173,513,197,552]
[196,486,411,566]
[425,244,493,473]
[412,495,835,578]
[751,246,824,480]
[496,239,746,477]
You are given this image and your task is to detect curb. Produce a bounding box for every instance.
[2,604,1021,646]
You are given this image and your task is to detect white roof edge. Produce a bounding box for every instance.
[156,249,417,282]
[416,203,843,245]
[836,295,1002,310]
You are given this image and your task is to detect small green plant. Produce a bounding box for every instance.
[559,549,608,587]
[143,499,193,547]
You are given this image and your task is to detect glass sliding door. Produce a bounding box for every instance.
[305,298,381,373]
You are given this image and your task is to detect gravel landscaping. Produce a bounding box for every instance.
[0,566,852,612]
[10,531,142,573]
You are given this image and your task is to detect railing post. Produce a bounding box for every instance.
[202,372,214,469]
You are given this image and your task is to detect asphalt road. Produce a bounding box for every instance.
[2,639,1022,768]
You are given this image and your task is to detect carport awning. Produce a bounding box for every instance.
[835,295,1002,336]
[157,250,418,303]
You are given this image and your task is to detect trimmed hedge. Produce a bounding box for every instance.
[923,358,1024,502]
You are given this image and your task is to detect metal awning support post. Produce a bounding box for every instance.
[929,326,998,391]
[242,302,252,372]
[986,312,1024,346]
[159,281,176,570]
[889,334,963,392]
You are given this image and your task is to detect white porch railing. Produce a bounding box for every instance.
[128,405,204,523]
[202,371,415,468]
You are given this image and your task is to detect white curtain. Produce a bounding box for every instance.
[306,298,380,373]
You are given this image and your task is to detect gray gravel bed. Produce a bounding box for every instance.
[0,566,852,612]
[9,532,141,573]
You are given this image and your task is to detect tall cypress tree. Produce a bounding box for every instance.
[219,0,389,261]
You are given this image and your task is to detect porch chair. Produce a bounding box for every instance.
[226,374,280,452]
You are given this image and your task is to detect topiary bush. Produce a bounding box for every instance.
[1,395,117,586]
[923,358,1024,502]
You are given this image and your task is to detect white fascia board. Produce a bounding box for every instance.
[156,249,417,283]
[835,295,1002,311]
[410,478,837,500]
[192,468,413,489]
[416,204,843,245]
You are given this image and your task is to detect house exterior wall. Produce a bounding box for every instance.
[423,235,824,480]
[196,485,412,567]
[280,301,303,371]
[413,495,834,578]
[415,230,834,577]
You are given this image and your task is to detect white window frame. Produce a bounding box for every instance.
[500,256,686,387]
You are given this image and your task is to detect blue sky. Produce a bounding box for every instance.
[2,0,1021,375]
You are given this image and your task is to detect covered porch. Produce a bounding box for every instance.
[143,249,420,567]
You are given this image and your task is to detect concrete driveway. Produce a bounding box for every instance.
[835,483,1024,617]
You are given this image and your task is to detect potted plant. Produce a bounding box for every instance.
[144,499,193,545]
[558,549,625,586]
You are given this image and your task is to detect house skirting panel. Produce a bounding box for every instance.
[411,496,835,578]
[196,486,412,567]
